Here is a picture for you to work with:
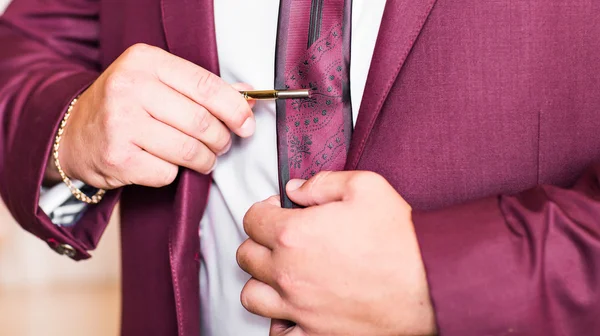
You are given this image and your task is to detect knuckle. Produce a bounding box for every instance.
[274,270,295,294]
[275,224,298,249]
[191,108,211,134]
[312,171,330,181]
[310,171,331,188]
[180,139,200,162]
[123,43,154,60]
[266,195,280,205]
[306,171,330,198]
[194,71,220,101]
[367,171,389,189]
[347,171,379,191]
[104,71,134,95]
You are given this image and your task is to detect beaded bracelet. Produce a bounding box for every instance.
[52,95,106,204]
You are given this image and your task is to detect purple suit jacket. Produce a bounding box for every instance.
[1,0,600,335]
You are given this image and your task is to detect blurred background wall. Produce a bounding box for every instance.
[0,2,121,335]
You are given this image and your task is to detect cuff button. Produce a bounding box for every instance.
[60,244,77,259]
[47,239,77,259]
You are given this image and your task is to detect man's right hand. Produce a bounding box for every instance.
[53,43,256,190]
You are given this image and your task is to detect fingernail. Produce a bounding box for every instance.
[218,140,232,156]
[208,159,218,174]
[286,179,306,192]
[239,117,256,137]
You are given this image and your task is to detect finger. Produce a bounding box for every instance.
[237,239,275,285]
[151,49,256,137]
[243,196,285,249]
[241,278,290,320]
[285,171,351,206]
[139,79,232,155]
[125,149,179,188]
[134,117,216,174]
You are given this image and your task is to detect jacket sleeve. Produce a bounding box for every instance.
[0,0,121,261]
[412,163,600,335]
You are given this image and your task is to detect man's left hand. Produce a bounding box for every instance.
[237,171,437,336]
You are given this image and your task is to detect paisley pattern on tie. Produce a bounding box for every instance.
[284,23,348,178]
[275,0,353,208]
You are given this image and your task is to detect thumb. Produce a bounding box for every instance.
[285,171,354,207]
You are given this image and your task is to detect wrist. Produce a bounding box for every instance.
[56,117,79,181]
[43,100,80,186]
[42,154,62,186]
[53,95,105,204]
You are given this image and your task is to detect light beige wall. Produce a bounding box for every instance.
[0,203,121,288]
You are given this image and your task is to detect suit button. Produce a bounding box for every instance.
[46,239,76,259]
[60,244,77,259]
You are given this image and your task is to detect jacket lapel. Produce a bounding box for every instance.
[346,0,438,170]
[161,0,220,72]
[161,0,219,335]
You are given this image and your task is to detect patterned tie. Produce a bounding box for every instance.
[275,0,353,208]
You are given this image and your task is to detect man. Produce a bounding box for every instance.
[1,0,600,335]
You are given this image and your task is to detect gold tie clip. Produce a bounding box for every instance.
[239,89,311,100]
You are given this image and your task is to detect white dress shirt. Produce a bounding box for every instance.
[40,1,387,335]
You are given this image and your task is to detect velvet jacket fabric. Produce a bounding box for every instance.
[1,0,600,335]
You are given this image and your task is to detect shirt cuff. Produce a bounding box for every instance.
[39,180,89,226]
